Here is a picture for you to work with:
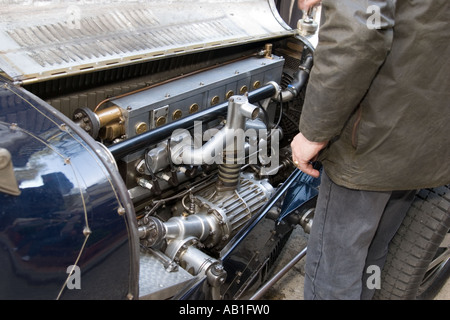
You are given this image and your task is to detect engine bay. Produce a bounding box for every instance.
[64,42,313,299]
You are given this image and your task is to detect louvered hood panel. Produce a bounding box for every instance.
[0,0,292,84]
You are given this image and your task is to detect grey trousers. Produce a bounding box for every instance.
[304,171,416,300]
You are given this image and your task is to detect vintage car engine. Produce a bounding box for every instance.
[106,53,309,299]
[136,94,278,298]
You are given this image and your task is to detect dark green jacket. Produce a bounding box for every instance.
[299,0,450,191]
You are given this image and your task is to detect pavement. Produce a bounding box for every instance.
[262,226,450,300]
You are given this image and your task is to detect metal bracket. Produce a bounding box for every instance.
[151,105,169,129]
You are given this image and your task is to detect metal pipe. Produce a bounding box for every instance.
[249,246,307,300]
[171,94,259,166]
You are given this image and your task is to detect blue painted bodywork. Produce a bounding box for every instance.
[278,164,321,222]
[0,80,138,299]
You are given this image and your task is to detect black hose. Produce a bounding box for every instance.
[285,54,313,97]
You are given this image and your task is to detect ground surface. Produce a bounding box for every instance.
[262,227,450,300]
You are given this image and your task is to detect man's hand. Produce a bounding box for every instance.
[291,132,328,178]
[298,0,321,11]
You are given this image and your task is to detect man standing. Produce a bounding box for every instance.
[291,0,450,299]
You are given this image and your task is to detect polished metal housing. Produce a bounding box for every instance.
[0,0,292,84]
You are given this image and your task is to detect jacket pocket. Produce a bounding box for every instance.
[351,106,363,149]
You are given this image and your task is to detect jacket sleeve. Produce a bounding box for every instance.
[299,0,396,142]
